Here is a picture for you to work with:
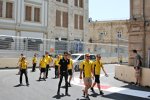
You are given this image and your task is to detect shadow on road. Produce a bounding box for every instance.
[14,84,23,87]
[52,93,65,99]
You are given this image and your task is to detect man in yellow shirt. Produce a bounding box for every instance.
[19,56,29,86]
[17,53,23,75]
[79,53,93,99]
[31,53,37,72]
[39,55,47,81]
[45,52,53,78]
[67,52,73,87]
[91,54,108,95]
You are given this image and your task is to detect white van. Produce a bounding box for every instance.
[71,53,96,71]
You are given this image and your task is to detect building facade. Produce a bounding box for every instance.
[89,20,129,45]
[128,0,150,67]
[48,0,88,42]
[0,0,48,38]
[0,0,88,41]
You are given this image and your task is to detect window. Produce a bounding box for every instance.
[79,15,83,30]
[78,55,84,60]
[56,10,61,26]
[63,0,68,4]
[74,14,78,29]
[6,2,13,18]
[90,55,96,60]
[0,1,3,17]
[34,7,40,22]
[56,0,61,2]
[25,6,32,21]
[79,0,83,8]
[62,12,68,27]
[74,0,78,6]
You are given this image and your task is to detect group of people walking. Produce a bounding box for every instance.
[16,51,108,99]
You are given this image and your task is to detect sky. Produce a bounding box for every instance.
[89,0,130,21]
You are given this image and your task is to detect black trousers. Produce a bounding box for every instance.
[55,65,58,77]
[20,69,29,84]
[57,72,68,93]
[32,63,36,72]
[46,64,49,78]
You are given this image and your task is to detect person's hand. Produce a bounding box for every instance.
[92,76,94,80]
[105,74,108,77]
[79,75,82,79]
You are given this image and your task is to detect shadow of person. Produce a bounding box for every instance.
[89,92,100,97]
[52,93,65,99]
[14,84,24,87]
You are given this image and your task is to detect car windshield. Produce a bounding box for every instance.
[71,55,79,60]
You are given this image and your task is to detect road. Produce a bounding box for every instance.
[0,64,150,100]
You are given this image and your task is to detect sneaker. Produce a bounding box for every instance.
[26,83,30,86]
[43,78,46,81]
[57,91,60,95]
[65,92,70,96]
[68,83,71,87]
[19,83,23,86]
[100,90,104,95]
[85,95,90,100]
[90,87,94,92]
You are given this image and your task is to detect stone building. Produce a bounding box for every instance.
[48,0,89,42]
[0,0,88,41]
[128,0,150,67]
[89,20,129,45]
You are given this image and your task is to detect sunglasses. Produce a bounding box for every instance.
[64,55,68,56]
[86,56,90,58]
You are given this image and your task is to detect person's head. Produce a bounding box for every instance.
[34,53,37,57]
[67,52,71,59]
[21,53,23,56]
[42,55,45,58]
[96,54,101,60]
[22,56,26,61]
[56,55,59,59]
[132,49,137,54]
[63,52,68,59]
[85,53,90,61]
[45,51,49,55]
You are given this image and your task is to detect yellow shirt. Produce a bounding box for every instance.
[93,60,103,75]
[18,56,23,66]
[39,58,46,68]
[20,60,28,69]
[32,57,37,63]
[54,58,60,66]
[80,60,93,78]
[45,55,52,65]
[68,59,73,70]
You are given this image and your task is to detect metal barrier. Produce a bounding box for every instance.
[0,35,128,63]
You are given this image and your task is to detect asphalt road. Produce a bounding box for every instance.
[0,64,150,100]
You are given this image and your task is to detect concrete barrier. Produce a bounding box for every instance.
[115,65,150,87]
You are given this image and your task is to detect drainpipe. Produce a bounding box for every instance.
[143,0,146,67]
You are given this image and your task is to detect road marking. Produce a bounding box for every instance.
[71,77,150,99]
